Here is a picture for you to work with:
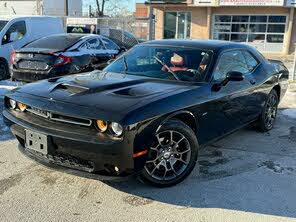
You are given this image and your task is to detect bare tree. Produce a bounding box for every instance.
[95,0,109,17]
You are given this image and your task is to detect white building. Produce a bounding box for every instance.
[0,0,82,16]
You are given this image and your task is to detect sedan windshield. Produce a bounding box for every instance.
[0,21,8,32]
[104,45,212,82]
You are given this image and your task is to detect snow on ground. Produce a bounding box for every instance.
[281,108,296,119]
[0,80,19,98]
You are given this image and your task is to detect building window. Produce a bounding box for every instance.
[213,15,287,52]
[164,12,191,39]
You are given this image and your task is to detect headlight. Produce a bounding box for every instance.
[17,102,27,112]
[8,99,16,109]
[96,120,108,132]
[110,122,123,136]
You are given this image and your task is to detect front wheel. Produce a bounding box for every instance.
[255,89,279,132]
[139,119,199,187]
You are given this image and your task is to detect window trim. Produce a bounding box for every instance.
[210,48,261,82]
[163,11,192,39]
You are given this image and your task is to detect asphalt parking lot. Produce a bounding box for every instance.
[0,82,296,222]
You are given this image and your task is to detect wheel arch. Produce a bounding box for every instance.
[156,110,198,134]
[272,84,281,100]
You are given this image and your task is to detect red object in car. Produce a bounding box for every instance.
[10,50,17,64]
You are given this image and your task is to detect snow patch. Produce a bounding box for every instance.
[281,109,296,119]
[0,80,19,98]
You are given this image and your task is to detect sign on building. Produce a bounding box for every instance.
[287,0,296,7]
[194,0,216,6]
[219,0,284,6]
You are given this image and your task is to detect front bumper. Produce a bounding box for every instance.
[3,110,136,177]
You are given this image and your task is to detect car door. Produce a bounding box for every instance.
[198,49,258,143]
[1,20,28,64]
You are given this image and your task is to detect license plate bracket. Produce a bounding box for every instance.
[25,130,48,155]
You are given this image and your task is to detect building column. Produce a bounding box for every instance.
[206,7,212,40]
[284,7,294,55]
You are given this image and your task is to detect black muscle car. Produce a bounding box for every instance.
[11,34,124,83]
[3,40,289,187]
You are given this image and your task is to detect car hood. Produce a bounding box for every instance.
[13,71,198,121]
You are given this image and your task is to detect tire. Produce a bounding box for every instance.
[139,119,199,187]
[254,89,279,132]
[0,60,9,80]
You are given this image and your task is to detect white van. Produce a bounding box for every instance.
[0,16,64,79]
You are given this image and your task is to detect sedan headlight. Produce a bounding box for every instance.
[110,122,123,137]
[96,120,108,132]
[8,99,17,109]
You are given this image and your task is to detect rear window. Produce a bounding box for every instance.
[25,35,83,51]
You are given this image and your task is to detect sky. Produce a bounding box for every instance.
[82,0,146,15]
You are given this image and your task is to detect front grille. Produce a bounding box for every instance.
[18,61,49,71]
[26,106,92,127]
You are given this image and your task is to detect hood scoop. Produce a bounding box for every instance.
[53,83,89,95]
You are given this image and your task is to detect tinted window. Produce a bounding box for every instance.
[101,38,119,50]
[2,21,26,45]
[25,35,82,51]
[81,38,104,50]
[213,50,249,80]
[0,20,8,32]
[242,51,259,71]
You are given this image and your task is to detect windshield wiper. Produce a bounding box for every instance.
[153,56,180,81]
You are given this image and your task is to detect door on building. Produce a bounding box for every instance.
[164,12,191,39]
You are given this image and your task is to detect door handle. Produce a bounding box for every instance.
[250,80,256,85]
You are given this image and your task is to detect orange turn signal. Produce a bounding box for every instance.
[133,150,148,158]
[17,102,27,112]
[96,120,108,132]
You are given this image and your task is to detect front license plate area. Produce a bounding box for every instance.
[25,130,48,155]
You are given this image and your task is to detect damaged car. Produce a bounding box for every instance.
[11,33,124,83]
[3,40,289,187]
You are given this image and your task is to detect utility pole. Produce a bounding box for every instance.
[148,0,154,40]
[65,0,69,16]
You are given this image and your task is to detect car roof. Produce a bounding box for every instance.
[142,39,251,52]
[44,33,103,40]
[0,16,61,21]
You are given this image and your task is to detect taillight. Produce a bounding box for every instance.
[10,50,17,64]
[53,54,72,67]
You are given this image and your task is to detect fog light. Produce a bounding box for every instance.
[110,122,123,136]
[17,102,27,112]
[96,120,108,132]
[8,99,16,109]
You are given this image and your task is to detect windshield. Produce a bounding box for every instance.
[104,45,212,82]
[0,21,8,32]
[25,35,83,51]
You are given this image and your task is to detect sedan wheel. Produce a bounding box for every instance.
[140,119,198,187]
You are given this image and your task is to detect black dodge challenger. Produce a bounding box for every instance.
[3,40,289,187]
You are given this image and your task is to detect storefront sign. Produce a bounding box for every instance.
[219,0,284,6]
[193,0,216,6]
[286,0,296,7]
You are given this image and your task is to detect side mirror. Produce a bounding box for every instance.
[226,71,244,82]
[212,71,244,91]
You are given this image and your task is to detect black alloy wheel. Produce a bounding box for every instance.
[255,89,279,132]
[140,119,199,187]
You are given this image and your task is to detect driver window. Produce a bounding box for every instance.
[2,21,26,45]
[213,50,249,81]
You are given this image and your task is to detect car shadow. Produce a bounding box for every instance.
[103,112,296,218]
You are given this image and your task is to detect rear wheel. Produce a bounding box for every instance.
[140,119,199,187]
[0,60,9,80]
[255,89,279,132]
